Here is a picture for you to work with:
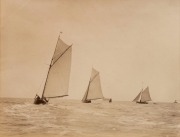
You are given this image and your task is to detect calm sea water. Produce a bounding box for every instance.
[0,98,180,137]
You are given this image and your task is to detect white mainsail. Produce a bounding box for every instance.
[43,37,72,98]
[140,86,151,102]
[82,68,104,102]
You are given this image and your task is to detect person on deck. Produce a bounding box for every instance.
[109,98,112,103]
[37,96,40,100]
[35,94,40,100]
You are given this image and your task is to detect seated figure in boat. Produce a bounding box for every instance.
[174,100,178,103]
[83,100,91,103]
[34,94,48,105]
[109,98,112,103]
[136,100,148,104]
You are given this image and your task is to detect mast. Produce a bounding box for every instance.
[82,80,91,102]
[41,34,61,98]
[82,68,93,102]
[139,91,142,102]
[140,82,143,102]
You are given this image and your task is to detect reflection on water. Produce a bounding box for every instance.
[0,98,180,137]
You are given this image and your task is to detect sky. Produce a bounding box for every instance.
[0,0,180,102]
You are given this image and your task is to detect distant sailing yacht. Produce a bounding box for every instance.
[34,34,72,105]
[82,68,112,103]
[133,86,152,104]
[174,100,178,103]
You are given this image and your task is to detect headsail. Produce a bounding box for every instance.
[82,68,104,102]
[140,86,151,102]
[133,90,142,102]
[43,37,72,98]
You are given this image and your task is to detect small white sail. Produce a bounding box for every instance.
[82,68,104,101]
[140,86,152,102]
[43,38,72,98]
[133,90,142,102]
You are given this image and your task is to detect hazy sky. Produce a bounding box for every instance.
[1,0,180,102]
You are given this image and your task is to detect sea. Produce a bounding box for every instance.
[0,98,180,137]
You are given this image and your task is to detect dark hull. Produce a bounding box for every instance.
[136,101,148,104]
[83,99,112,103]
[34,98,47,105]
[82,100,91,103]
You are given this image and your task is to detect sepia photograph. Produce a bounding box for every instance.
[0,0,180,137]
